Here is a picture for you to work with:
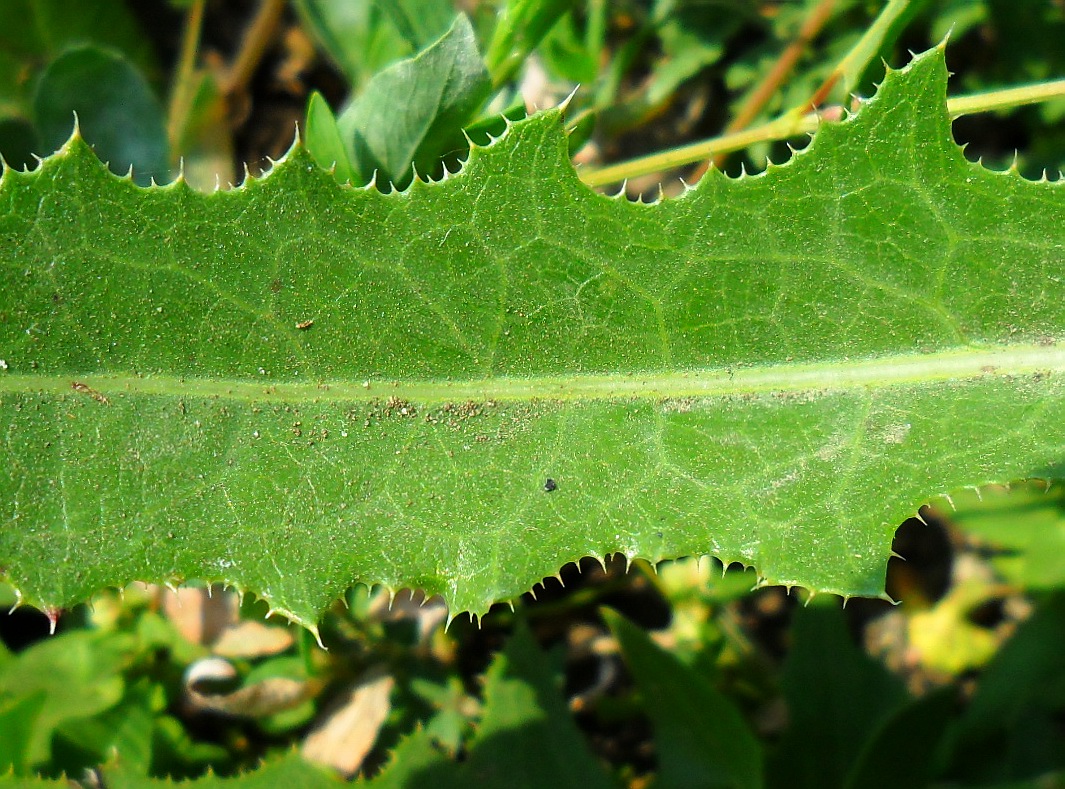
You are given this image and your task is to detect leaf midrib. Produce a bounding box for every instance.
[2,343,1062,405]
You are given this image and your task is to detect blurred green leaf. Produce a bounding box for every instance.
[906,575,1001,674]
[0,692,46,775]
[367,623,611,788]
[928,0,988,42]
[460,623,612,788]
[364,726,456,788]
[104,750,343,788]
[768,602,906,789]
[0,773,73,787]
[51,683,155,777]
[950,594,1065,783]
[247,656,315,735]
[408,677,475,757]
[293,0,408,89]
[0,630,132,766]
[539,8,604,86]
[642,0,749,109]
[337,14,491,186]
[293,0,454,92]
[947,483,1065,590]
[605,608,763,789]
[485,0,575,87]
[843,687,954,789]
[33,45,168,186]
[0,0,157,120]
[376,0,457,51]
[147,714,232,780]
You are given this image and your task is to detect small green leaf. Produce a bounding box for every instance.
[292,0,454,90]
[374,0,457,51]
[459,624,613,789]
[33,45,168,186]
[291,0,408,90]
[484,0,575,88]
[337,14,491,185]
[539,11,602,86]
[304,92,357,185]
[408,677,475,757]
[605,608,763,789]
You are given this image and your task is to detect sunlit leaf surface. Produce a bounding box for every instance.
[2,47,1064,628]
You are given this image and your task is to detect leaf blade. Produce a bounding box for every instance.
[2,46,1065,625]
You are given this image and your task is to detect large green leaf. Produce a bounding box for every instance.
[2,45,1064,631]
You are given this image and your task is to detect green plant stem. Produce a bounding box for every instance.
[805,0,912,110]
[696,0,907,180]
[947,78,1065,118]
[580,113,817,187]
[579,77,1065,187]
[589,0,914,187]
[166,0,206,156]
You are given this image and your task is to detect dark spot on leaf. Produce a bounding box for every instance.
[544,478,557,492]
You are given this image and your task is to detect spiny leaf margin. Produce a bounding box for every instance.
[1,44,1064,631]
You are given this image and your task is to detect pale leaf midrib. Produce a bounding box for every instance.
[1,343,1062,405]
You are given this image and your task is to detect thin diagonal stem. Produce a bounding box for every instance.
[167,0,206,155]
[579,78,1065,188]
[222,0,286,97]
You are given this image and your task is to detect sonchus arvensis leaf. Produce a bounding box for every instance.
[1,45,1063,631]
